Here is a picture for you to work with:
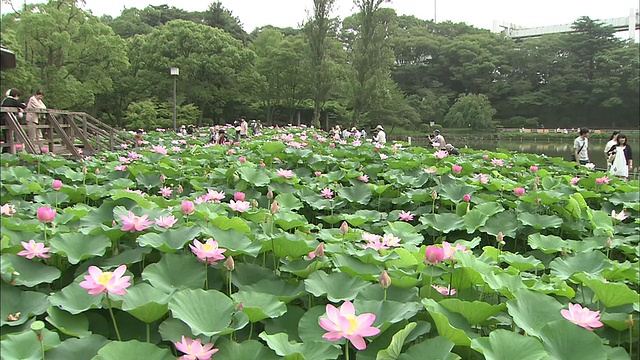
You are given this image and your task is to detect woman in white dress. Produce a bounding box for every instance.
[609,134,633,180]
[26,90,46,144]
[604,131,619,171]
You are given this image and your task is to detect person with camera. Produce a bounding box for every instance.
[373,125,386,144]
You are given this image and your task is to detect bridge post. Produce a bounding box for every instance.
[82,113,87,137]
[110,130,114,151]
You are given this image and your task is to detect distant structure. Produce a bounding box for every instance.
[493,8,639,39]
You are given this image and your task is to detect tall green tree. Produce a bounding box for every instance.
[444,93,497,130]
[202,1,248,42]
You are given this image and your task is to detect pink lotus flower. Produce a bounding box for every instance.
[1,203,16,216]
[174,336,219,360]
[362,233,387,251]
[37,207,56,223]
[15,143,24,151]
[358,174,369,183]
[41,146,49,153]
[155,215,178,229]
[441,241,469,260]
[425,246,445,265]
[308,243,325,259]
[611,210,627,221]
[181,200,195,215]
[434,150,448,159]
[319,300,380,350]
[114,165,127,171]
[260,161,266,167]
[431,285,456,296]
[315,171,322,177]
[234,192,246,201]
[513,187,526,196]
[474,173,489,184]
[158,187,172,197]
[17,240,51,259]
[451,164,462,174]
[379,153,388,160]
[79,265,131,296]
[120,143,128,149]
[595,176,610,185]
[204,190,225,203]
[120,211,154,232]
[398,210,414,221]
[52,180,62,190]
[239,156,246,163]
[424,167,437,174]
[463,194,471,202]
[530,165,539,172]
[189,238,226,265]
[482,154,489,160]
[277,168,293,179]
[561,303,604,330]
[229,200,251,212]
[321,188,334,199]
[491,158,504,166]
[570,177,580,185]
[329,142,335,148]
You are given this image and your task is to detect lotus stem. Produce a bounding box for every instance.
[344,343,350,360]
[629,326,632,359]
[228,270,233,297]
[249,322,254,340]
[428,274,433,299]
[204,262,208,290]
[383,288,387,301]
[146,323,150,343]
[106,294,122,341]
[43,223,47,243]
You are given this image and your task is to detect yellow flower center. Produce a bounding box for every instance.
[97,272,114,286]
[344,315,359,335]
[202,243,213,252]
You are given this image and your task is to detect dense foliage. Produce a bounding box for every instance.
[1,0,638,129]
[0,127,638,359]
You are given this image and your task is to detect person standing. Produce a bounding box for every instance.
[239,118,248,139]
[431,129,446,150]
[609,134,633,180]
[1,89,26,151]
[604,131,620,171]
[573,128,590,165]
[373,125,386,144]
[26,90,46,145]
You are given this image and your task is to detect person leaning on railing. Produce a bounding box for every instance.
[26,89,46,145]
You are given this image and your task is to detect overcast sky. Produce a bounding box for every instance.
[4,0,639,39]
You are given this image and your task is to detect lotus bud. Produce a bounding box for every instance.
[224,256,235,271]
[234,192,246,201]
[379,270,391,289]
[270,200,279,214]
[160,174,166,183]
[252,200,259,208]
[112,220,117,226]
[314,243,325,258]
[52,179,62,190]
[178,184,183,194]
[626,315,634,328]
[431,189,438,199]
[266,190,274,199]
[235,302,244,311]
[463,194,471,202]
[339,221,349,235]
[561,248,568,256]
[497,231,504,244]
[82,166,87,174]
[606,237,613,248]
[95,168,100,175]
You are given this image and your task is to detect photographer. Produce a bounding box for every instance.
[373,125,386,144]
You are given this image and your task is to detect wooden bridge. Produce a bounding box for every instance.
[1,108,132,159]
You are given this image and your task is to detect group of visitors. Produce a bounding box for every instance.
[1,88,47,150]
[574,128,633,180]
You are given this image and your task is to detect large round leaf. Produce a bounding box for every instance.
[168,289,235,337]
[549,251,613,280]
[258,332,341,360]
[141,253,205,293]
[2,254,61,287]
[422,298,476,346]
[397,336,459,360]
[46,335,109,360]
[304,270,372,302]
[471,329,548,360]
[48,283,103,315]
[45,306,91,338]
[231,291,286,323]
[91,339,174,360]
[1,284,49,326]
[49,233,110,264]
[214,338,279,360]
[506,289,563,338]
[121,283,169,323]
[136,226,201,253]
[539,320,606,360]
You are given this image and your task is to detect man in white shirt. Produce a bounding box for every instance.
[239,118,248,139]
[573,128,590,165]
[373,125,386,144]
[431,130,446,150]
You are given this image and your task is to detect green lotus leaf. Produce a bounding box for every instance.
[34,192,70,206]
[262,142,286,154]
[471,329,548,360]
[298,305,330,343]
[134,173,162,189]
[258,332,341,360]
[538,320,606,360]
[210,215,252,232]
[121,283,169,323]
[518,213,563,230]
[141,253,205,293]
[279,257,331,278]
[46,335,109,360]
[49,233,110,264]
[500,252,544,272]
[91,339,174,360]
[214,338,279,360]
[1,284,49,326]
[45,306,91,338]
[237,166,271,187]
[396,336,459,360]
[474,202,505,217]
[337,183,372,205]
[158,317,198,343]
[384,221,424,246]
[419,213,464,233]
[2,254,60,287]
[438,183,476,203]
[356,299,422,327]
[274,193,303,210]
[439,299,507,326]
[49,283,103,315]
[136,226,201,253]
[549,251,613,280]
[263,305,305,341]
[100,246,151,267]
[304,270,372,302]
[506,289,564,338]
[600,312,636,331]
[239,278,306,303]
[110,189,157,209]
[332,253,382,281]
[480,210,518,238]
[527,233,568,254]
[574,274,639,308]
[274,211,309,231]
[232,291,286,322]
[462,209,489,233]
[1,331,43,360]
[590,210,614,235]
[422,298,476,346]
[376,322,417,360]
[168,289,235,337]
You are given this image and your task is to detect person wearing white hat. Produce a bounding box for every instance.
[373,125,386,144]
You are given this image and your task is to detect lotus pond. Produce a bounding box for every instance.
[0,126,638,360]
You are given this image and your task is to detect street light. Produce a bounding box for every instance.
[170,67,179,132]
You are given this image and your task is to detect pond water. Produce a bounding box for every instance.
[414,137,639,171]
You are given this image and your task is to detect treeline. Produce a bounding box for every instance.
[1,0,638,131]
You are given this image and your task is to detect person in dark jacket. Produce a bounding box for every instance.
[1,89,27,150]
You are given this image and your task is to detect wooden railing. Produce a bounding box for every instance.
[0,108,131,158]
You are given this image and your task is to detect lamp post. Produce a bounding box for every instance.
[170,67,179,132]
